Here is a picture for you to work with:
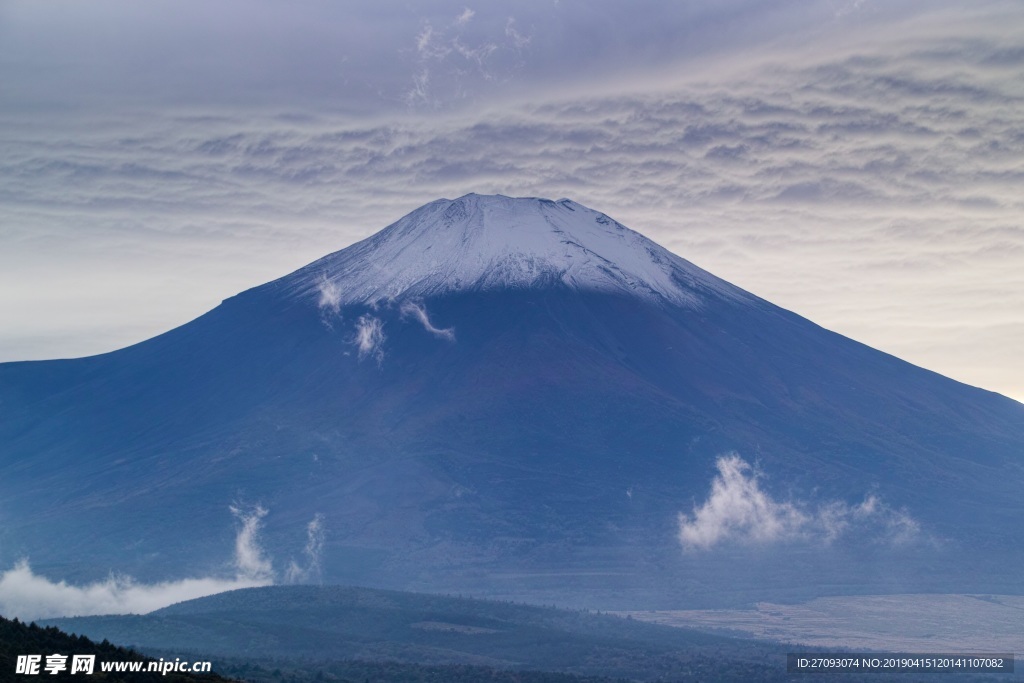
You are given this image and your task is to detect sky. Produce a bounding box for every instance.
[1,0,1022,402]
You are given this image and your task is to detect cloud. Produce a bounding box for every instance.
[0,505,280,621]
[504,17,530,50]
[400,300,455,341]
[815,494,921,544]
[284,514,325,584]
[678,455,808,548]
[229,504,274,581]
[354,314,386,363]
[403,6,533,107]
[316,274,342,317]
[0,561,269,622]
[678,454,922,550]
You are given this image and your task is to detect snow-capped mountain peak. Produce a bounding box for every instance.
[278,194,741,308]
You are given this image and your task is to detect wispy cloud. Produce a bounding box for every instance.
[317,274,342,317]
[400,300,455,341]
[229,504,274,581]
[354,314,386,363]
[404,7,526,107]
[678,454,922,550]
[504,17,530,50]
[284,513,325,585]
[455,8,475,27]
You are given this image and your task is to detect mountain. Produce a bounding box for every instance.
[43,584,788,682]
[1,194,1023,607]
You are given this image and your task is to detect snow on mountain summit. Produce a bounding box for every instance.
[277,194,744,308]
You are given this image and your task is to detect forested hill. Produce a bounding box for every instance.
[0,614,231,683]
[44,585,798,681]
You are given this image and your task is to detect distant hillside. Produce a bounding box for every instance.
[44,585,787,681]
[0,613,229,683]
[39,586,1014,682]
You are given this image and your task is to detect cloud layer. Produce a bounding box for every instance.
[2,0,941,114]
[678,454,921,550]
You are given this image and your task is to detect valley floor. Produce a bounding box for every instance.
[620,594,1024,652]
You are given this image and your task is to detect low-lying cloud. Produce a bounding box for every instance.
[400,300,455,341]
[678,454,921,550]
[0,506,323,621]
[0,561,269,623]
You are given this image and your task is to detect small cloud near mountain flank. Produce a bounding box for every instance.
[353,315,386,363]
[317,274,343,318]
[400,300,456,341]
[678,454,921,550]
[284,513,325,585]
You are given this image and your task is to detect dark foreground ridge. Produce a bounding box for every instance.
[0,613,230,683]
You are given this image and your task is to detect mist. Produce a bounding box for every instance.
[0,506,321,621]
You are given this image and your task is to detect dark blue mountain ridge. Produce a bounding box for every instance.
[1,194,1022,608]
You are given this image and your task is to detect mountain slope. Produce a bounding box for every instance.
[1,194,1022,606]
